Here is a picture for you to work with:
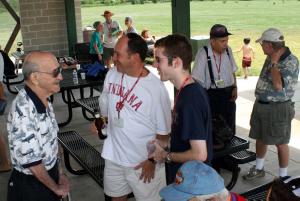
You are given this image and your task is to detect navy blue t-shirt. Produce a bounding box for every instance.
[168,82,213,182]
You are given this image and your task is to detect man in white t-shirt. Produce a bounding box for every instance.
[102,10,122,68]
[92,33,171,201]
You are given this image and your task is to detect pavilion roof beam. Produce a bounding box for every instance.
[0,0,20,53]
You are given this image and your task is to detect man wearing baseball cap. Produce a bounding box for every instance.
[192,24,238,147]
[243,28,299,180]
[160,161,246,201]
[102,10,122,68]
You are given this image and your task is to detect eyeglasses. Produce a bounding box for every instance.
[154,56,174,64]
[154,57,168,64]
[35,66,62,78]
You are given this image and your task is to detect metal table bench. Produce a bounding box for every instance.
[75,96,100,121]
[213,137,256,190]
[58,131,133,201]
[3,74,24,94]
[241,176,290,201]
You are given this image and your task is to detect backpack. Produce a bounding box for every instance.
[212,115,234,150]
[82,61,107,80]
[267,176,300,201]
[0,50,17,77]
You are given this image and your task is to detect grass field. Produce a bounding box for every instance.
[1,0,300,76]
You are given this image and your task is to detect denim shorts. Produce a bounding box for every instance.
[249,100,295,145]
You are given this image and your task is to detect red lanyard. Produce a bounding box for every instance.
[212,51,222,80]
[106,22,113,35]
[173,76,191,113]
[116,70,143,118]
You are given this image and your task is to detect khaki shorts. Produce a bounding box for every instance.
[249,100,295,145]
[104,159,166,201]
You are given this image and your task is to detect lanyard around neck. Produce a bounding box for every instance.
[116,70,143,118]
[212,51,222,80]
[173,76,191,114]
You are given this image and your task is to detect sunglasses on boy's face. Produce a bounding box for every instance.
[35,66,62,78]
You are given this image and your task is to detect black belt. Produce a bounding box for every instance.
[258,100,290,104]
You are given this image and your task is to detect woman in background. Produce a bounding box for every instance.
[89,21,104,64]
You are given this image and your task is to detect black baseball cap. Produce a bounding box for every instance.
[210,24,232,38]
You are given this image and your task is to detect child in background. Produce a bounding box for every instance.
[236,38,255,79]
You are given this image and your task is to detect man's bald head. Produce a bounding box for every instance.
[22,51,58,80]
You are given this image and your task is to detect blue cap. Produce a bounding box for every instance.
[160,161,225,201]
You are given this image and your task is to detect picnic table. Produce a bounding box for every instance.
[58,68,104,127]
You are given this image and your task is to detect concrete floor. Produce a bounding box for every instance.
[1,70,300,201]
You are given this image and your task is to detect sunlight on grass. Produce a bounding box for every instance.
[0,0,299,76]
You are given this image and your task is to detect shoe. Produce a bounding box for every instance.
[243,165,265,180]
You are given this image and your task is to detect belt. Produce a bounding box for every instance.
[257,100,290,104]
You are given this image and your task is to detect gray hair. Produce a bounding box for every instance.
[125,16,133,22]
[190,188,229,201]
[270,41,285,50]
[22,60,39,80]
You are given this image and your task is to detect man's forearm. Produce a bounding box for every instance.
[156,134,170,149]
[232,73,237,87]
[167,149,207,163]
[29,164,59,194]
[271,64,283,91]
[166,140,208,163]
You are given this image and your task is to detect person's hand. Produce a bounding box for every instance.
[54,174,69,198]
[59,174,69,190]
[134,160,155,183]
[148,141,168,163]
[230,87,238,101]
[271,48,285,64]
[90,121,98,136]
[98,54,102,60]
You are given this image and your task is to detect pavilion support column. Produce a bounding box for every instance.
[171,0,190,39]
[65,0,78,56]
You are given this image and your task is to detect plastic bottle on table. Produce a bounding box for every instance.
[72,69,79,84]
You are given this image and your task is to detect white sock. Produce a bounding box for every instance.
[256,158,265,170]
[279,167,288,177]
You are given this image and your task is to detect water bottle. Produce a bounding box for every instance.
[72,69,79,84]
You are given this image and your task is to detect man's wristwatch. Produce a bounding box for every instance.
[271,63,278,68]
[165,152,172,163]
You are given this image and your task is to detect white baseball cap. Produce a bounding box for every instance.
[256,28,284,43]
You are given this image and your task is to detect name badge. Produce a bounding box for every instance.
[215,79,225,88]
[114,117,124,128]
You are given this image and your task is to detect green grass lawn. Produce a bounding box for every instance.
[1,1,299,76]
